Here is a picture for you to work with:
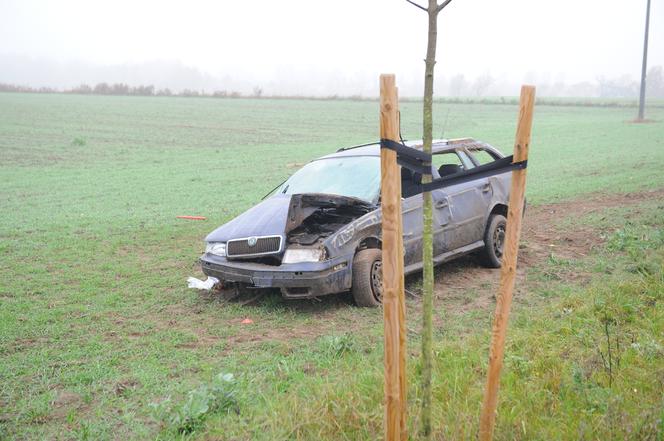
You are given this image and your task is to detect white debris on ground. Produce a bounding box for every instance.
[187,276,220,290]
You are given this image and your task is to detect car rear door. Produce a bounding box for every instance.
[431,150,487,252]
[464,146,506,214]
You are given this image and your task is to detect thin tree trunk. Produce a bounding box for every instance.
[420,0,438,438]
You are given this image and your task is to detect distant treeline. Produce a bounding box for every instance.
[1,81,663,109]
[427,96,664,109]
[0,82,256,98]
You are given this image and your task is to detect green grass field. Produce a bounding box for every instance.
[1,92,663,440]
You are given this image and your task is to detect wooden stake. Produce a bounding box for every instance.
[395,87,408,441]
[380,74,406,441]
[479,85,535,441]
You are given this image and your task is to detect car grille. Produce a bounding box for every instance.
[227,235,282,257]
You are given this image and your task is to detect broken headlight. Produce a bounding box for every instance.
[205,242,226,257]
[282,247,325,264]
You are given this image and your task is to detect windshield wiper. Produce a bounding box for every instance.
[260,180,288,200]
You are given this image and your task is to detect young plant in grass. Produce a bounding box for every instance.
[150,373,238,434]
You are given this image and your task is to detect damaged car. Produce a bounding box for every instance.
[200,138,513,307]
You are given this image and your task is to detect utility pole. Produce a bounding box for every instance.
[637,0,651,121]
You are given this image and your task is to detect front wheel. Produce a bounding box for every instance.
[479,214,506,268]
[352,249,382,307]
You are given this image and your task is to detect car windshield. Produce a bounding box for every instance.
[277,156,380,202]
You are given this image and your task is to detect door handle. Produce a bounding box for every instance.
[435,200,449,209]
[481,183,491,193]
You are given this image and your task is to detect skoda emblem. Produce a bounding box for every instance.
[247,236,258,247]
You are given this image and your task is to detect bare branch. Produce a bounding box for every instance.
[436,0,452,12]
[405,0,428,12]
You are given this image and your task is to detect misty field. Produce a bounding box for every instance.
[1,92,663,440]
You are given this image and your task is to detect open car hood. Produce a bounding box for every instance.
[205,193,375,244]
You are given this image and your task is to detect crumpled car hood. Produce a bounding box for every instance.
[205,194,292,242]
[204,193,374,243]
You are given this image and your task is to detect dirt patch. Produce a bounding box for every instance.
[228,325,328,346]
[3,336,51,356]
[428,188,664,317]
[176,328,222,349]
[50,391,86,420]
[162,295,361,352]
[114,379,140,397]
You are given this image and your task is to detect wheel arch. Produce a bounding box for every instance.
[356,236,382,253]
[489,202,508,219]
[487,199,527,223]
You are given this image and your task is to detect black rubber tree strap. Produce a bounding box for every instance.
[421,155,527,192]
[380,138,432,175]
[379,138,527,194]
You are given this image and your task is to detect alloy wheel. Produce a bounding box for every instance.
[493,223,506,258]
[370,260,383,302]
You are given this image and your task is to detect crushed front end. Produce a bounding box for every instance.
[200,193,375,299]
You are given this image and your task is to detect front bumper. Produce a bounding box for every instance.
[200,253,353,299]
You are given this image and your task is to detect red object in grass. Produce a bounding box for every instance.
[176,215,207,220]
[241,318,253,325]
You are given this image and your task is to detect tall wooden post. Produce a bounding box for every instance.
[395,87,408,441]
[380,74,407,441]
[479,85,535,441]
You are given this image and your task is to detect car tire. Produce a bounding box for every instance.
[352,249,382,307]
[479,214,507,268]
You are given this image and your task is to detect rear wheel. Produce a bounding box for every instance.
[479,214,506,268]
[352,249,382,307]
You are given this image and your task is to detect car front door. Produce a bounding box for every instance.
[401,193,424,271]
[431,188,453,256]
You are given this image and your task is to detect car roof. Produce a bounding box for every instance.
[319,138,499,159]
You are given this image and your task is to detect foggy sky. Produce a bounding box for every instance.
[1,0,662,96]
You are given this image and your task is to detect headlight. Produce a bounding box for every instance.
[282,247,325,264]
[205,242,226,257]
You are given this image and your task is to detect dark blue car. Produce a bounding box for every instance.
[200,138,512,306]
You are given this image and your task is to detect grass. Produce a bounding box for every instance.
[0,92,663,439]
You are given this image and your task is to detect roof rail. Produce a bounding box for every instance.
[445,137,475,144]
[336,141,380,152]
[335,138,477,153]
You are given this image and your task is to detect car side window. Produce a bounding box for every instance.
[400,167,422,198]
[432,151,474,177]
[468,148,500,165]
